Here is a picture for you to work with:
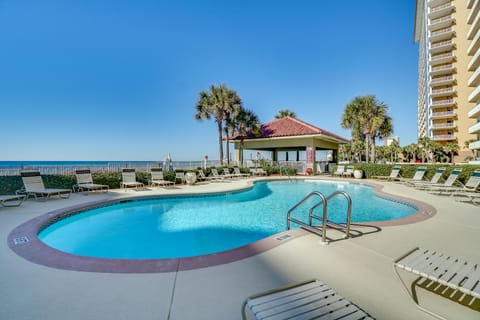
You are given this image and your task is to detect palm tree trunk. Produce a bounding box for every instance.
[225,128,230,165]
[217,122,224,166]
[365,135,370,163]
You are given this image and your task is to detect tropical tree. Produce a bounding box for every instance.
[464,139,477,160]
[275,109,297,119]
[443,141,459,163]
[341,95,392,163]
[231,108,261,165]
[386,139,401,163]
[417,137,434,163]
[195,84,241,165]
[374,116,394,162]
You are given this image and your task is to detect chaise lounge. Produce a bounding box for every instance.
[150,168,174,188]
[0,194,26,207]
[74,169,109,193]
[121,168,145,191]
[242,279,375,319]
[18,171,72,200]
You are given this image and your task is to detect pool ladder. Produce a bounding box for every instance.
[286,191,352,244]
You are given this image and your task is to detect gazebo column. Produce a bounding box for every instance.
[306,146,315,175]
[234,146,241,165]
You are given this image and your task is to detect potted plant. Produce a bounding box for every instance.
[353,166,363,179]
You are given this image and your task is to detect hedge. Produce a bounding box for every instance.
[330,163,480,185]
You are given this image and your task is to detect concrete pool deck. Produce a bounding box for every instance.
[0,176,479,319]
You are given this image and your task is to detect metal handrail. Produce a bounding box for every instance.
[286,190,353,244]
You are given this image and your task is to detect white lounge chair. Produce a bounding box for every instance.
[420,168,462,191]
[371,165,401,181]
[333,165,345,177]
[397,166,427,184]
[430,169,480,200]
[0,194,26,207]
[74,169,109,193]
[251,168,267,176]
[175,172,186,185]
[222,168,235,179]
[394,247,480,319]
[233,167,249,178]
[121,169,144,191]
[150,168,174,188]
[210,168,227,181]
[342,165,354,178]
[242,279,375,320]
[407,167,446,188]
[18,171,72,200]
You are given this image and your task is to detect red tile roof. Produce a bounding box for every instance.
[257,117,348,142]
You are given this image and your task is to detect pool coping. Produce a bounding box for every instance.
[7,178,436,273]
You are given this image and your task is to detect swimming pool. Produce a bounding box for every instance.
[38,180,417,260]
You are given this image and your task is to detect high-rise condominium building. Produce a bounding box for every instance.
[414,0,480,162]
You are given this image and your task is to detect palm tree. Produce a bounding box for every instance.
[418,137,434,163]
[232,108,261,165]
[374,116,394,162]
[443,141,459,163]
[464,139,477,160]
[275,109,297,119]
[195,84,242,165]
[341,95,391,163]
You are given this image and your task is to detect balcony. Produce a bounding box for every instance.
[430,63,455,76]
[468,68,480,87]
[430,26,455,42]
[431,110,456,119]
[468,48,480,71]
[468,103,480,118]
[430,87,455,97]
[432,134,456,141]
[467,0,480,24]
[468,0,475,9]
[469,121,480,134]
[428,14,454,30]
[430,52,454,65]
[431,98,455,108]
[431,122,456,130]
[429,2,454,19]
[468,85,480,103]
[429,39,454,54]
[467,28,480,56]
[469,140,480,150]
[430,75,455,86]
[428,0,451,8]
[467,7,480,40]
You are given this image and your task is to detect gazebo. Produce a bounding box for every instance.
[231,117,349,174]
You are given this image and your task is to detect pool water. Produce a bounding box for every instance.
[39,180,417,259]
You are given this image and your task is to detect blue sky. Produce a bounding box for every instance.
[0,0,418,161]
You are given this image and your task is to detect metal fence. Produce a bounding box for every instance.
[0,161,222,176]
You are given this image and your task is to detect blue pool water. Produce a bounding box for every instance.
[39,180,417,259]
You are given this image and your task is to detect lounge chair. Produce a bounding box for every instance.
[371,165,401,181]
[74,169,109,193]
[419,168,462,191]
[198,169,222,182]
[210,168,227,181]
[342,165,354,178]
[233,167,249,178]
[121,169,144,191]
[222,168,235,179]
[150,168,174,188]
[175,172,186,185]
[429,169,480,200]
[250,168,267,176]
[0,194,26,207]
[333,165,345,177]
[407,167,446,188]
[242,279,375,320]
[18,171,72,200]
[394,247,480,319]
[396,166,427,184]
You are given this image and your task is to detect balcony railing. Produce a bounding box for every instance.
[430,15,453,26]
[431,40,453,49]
[430,2,452,13]
[469,140,480,150]
[431,27,453,37]
[431,87,454,95]
[430,75,454,85]
[468,48,480,71]
[468,122,480,134]
[468,85,480,103]
[431,111,456,118]
[431,98,454,106]
[431,63,454,71]
[468,67,480,87]
[468,103,480,118]
[431,122,455,129]
[432,134,456,141]
[431,52,453,61]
